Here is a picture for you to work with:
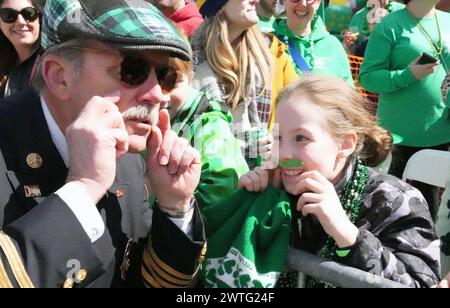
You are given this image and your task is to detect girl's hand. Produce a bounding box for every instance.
[239,167,270,192]
[433,272,450,288]
[238,167,282,192]
[293,171,360,248]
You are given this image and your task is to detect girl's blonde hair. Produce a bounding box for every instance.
[196,12,273,110]
[276,75,392,167]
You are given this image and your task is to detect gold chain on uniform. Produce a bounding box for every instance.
[407,7,443,56]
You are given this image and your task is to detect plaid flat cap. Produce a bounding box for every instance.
[41,0,190,60]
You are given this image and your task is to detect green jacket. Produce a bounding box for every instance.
[359,9,450,147]
[172,88,249,210]
[272,17,354,85]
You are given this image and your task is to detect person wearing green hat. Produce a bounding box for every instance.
[272,0,354,84]
[0,0,206,288]
[192,0,297,169]
[359,0,450,219]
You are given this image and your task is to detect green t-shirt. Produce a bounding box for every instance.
[272,17,354,85]
[360,9,450,147]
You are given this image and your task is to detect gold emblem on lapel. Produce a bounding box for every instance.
[116,189,125,198]
[24,185,42,198]
[26,153,43,169]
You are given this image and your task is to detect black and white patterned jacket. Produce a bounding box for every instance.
[293,165,441,288]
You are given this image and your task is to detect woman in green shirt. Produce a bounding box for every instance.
[272,0,353,84]
[359,0,450,219]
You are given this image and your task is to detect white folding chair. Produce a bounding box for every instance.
[402,149,450,278]
[402,150,450,188]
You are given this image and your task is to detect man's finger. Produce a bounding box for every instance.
[110,128,129,159]
[167,138,189,175]
[158,130,177,166]
[81,92,121,118]
[177,147,198,176]
[158,109,172,134]
[146,125,163,169]
[103,108,126,130]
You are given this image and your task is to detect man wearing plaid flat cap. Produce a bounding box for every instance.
[0,0,206,288]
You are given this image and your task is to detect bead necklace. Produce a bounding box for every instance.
[406,7,443,58]
[307,158,369,288]
[282,14,319,74]
[282,35,315,75]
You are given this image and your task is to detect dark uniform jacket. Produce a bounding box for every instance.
[0,89,206,288]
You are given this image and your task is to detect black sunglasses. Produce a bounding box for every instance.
[0,7,40,23]
[68,46,179,93]
[120,55,178,93]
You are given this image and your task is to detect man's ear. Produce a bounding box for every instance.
[337,132,357,159]
[41,55,72,100]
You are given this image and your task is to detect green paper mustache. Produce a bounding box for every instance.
[279,160,304,168]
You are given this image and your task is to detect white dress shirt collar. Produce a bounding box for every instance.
[40,95,69,167]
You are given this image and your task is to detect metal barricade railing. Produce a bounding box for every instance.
[287,248,411,288]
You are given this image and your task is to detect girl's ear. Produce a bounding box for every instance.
[337,132,357,159]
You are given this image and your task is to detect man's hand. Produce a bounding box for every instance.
[146,109,201,214]
[66,93,129,203]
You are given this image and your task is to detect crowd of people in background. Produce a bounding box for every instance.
[0,0,449,288]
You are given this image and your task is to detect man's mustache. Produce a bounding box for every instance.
[122,105,158,126]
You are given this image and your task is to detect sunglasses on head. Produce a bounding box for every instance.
[0,7,39,23]
[68,46,179,94]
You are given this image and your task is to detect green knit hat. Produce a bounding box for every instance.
[41,0,191,60]
[325,5,353,35]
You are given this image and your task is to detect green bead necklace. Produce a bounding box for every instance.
[307,158,369,288]
[282,14,319,75]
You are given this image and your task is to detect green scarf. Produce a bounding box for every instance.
[200,187,291,288]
